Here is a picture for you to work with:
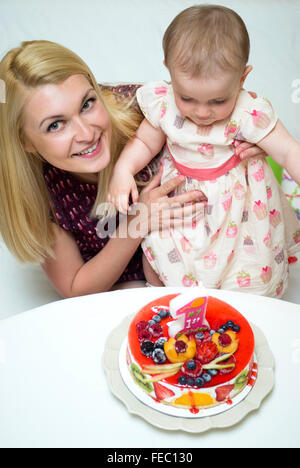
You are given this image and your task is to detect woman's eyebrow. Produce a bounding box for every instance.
[39,87,94,128]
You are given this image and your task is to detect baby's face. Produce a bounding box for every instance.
[170,67,245,127]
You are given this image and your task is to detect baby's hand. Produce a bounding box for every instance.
[108,167,139,214]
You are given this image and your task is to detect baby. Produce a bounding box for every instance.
[108,5,300,297]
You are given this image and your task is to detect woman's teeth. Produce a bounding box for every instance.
[77,140,98,155]
[78,142,97,155]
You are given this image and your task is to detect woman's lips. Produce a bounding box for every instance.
[72,137,102,159]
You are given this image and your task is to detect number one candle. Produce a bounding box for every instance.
[167,288,209,338]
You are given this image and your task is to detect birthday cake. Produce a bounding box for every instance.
[126,289,256,411]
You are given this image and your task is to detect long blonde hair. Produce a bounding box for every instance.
[0,40,142,264]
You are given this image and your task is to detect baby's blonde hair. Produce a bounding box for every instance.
[163,4,250,78]
[0,40,142,263]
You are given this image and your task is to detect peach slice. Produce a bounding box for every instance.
[164,334,196,363]
[173,392,215,407]
[211,330,239,354]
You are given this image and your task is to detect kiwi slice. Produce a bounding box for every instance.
[130,363,154,393]
[234,369,249,391]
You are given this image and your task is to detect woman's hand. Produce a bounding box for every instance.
[234,140,268,161]
[129,166,207,237]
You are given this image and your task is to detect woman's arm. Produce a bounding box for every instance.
[42,220,144,298]
[43,172,205,298]
[234,140,270,160]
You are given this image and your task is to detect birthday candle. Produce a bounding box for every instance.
[167,287,209,338]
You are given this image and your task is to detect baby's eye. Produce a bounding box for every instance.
[180,96,193,102]
[47,121,63,133]
[82,97,96,111]
[213,99,226,105]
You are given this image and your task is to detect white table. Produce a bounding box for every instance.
[0,287,299,448]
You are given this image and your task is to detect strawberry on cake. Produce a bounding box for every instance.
[126,290,255,412]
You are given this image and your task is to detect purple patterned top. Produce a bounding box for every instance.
[43,163,145,283]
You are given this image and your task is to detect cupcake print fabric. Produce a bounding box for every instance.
[137,82,300,297]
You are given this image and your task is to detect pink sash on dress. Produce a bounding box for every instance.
[166,143,241,181]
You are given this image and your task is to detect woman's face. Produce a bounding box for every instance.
[22,74,112,179]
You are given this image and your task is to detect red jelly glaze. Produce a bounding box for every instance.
[128,294,255,389]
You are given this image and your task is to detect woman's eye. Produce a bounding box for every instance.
[214,100,226,105]
[47,121,63,132]
[82,97,96,111]
[46,97,96,132]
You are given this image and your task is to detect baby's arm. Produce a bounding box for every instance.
[108,119,166,213]
[248,120,300,185]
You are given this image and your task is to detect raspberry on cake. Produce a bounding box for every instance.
[127,290,255,412]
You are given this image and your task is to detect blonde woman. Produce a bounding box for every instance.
[0,40,264,298]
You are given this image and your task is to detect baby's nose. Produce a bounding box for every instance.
[194,105,211,120]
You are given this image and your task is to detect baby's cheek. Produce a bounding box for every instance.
[217,102,236,120]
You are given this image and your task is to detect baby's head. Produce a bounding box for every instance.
[163,5,252,126]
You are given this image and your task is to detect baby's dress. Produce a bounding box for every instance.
[136,82,300,297]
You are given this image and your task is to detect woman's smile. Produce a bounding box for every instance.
[72,136,102,159]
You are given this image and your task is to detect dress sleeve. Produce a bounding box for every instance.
[136,81,168,129]
[239,95,278,143]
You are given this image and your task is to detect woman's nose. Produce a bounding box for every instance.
[73,117,94,142]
